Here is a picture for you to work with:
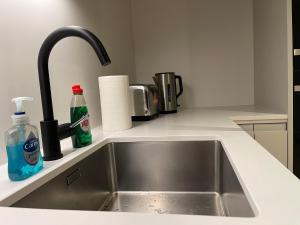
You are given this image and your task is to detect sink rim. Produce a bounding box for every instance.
[10,139,258,217]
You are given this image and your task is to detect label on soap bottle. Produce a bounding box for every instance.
[80,117,90,132]
[23,137,40,165]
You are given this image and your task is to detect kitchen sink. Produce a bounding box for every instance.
[12,141,256,217]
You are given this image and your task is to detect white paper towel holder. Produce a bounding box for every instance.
[98,75,132,131]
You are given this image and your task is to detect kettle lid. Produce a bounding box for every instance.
[155,72,175,76]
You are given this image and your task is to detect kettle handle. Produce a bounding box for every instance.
[153,76,159,86]
[175,75,183,98]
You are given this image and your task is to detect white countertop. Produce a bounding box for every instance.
[0,106,298,225]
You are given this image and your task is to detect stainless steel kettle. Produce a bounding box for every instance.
[153,72,183,113]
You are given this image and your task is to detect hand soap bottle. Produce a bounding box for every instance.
[5,97,43,181]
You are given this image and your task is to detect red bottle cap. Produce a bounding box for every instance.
[72,84,83,94]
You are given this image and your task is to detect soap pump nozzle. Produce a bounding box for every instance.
[11,97,33,125]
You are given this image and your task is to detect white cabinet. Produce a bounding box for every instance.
[239,122,288,167]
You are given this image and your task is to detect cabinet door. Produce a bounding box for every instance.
[254,124,288,167]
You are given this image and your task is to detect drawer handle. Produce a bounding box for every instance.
[294,85,300,92]
[294,49,300,56]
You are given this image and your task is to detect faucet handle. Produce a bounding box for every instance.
[70,114,90,129]
[58,114,90,140]
[58,123,75,140]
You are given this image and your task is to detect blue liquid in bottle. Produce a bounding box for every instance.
[6,142,43,181]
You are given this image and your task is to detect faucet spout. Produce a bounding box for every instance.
[38,26,110,121]
[38,26,111,161]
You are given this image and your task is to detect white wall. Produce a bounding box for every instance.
[253,0,289,113]
[0,0,135,164]
[131,0,254,108]
[0,0,292,167]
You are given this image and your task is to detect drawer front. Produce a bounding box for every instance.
[254,123,287,131]
[239,124,253,132]
[255,131,288,167]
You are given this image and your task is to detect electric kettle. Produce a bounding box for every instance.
[153,72,183,113]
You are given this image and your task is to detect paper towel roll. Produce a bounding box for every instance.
[98,75,132,131]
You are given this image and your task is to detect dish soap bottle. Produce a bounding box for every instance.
[70,84,92,148]
[5,97,43,181]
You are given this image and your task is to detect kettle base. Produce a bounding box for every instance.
[132,114,159,121]
[160,110,177,114]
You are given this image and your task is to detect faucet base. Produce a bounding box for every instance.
[43,154,63,161]
[40,120,63,161]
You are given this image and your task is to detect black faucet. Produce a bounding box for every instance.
[38,26,111,161]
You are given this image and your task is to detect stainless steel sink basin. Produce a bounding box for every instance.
[12,141,256,217]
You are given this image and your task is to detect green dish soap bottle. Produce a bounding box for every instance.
[70,84,92,148]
